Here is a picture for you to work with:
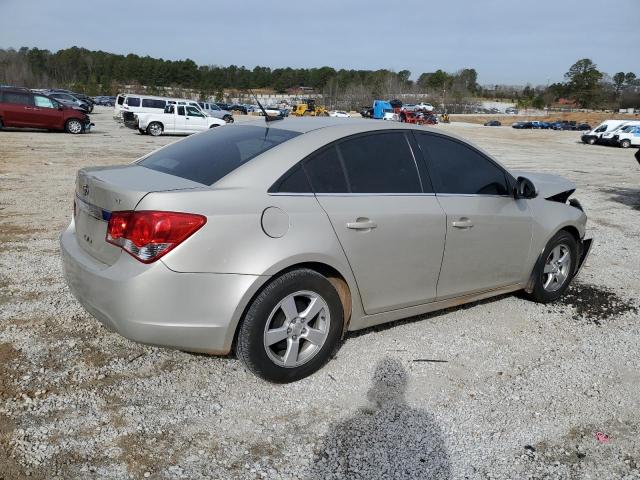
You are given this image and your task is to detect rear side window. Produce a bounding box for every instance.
[127,97,140,107]
[177,106,185,116]
[2,92,32,105]
[416,133,509,195]
[142,99,166,109]
[337,132,422,193]
[117,95,125,105]
[139,125,301,186]
[304,146,348,193]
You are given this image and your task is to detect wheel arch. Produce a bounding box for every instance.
[228,260,356,355]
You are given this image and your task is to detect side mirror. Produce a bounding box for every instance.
[515,176,537,199]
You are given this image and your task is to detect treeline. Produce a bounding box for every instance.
[0,46,479,100]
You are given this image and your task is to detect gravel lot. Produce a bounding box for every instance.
[1,107,639,479]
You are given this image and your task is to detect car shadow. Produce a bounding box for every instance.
[600,187,640,211]
[306,357,452,479]
[347,292,513,340]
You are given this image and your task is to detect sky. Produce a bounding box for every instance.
[0,0,638,86]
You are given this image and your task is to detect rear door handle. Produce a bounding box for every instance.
[346,219,377,230]
[452,218,473,229]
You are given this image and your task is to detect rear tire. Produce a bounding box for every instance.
[620,139,631,148]
[65,118,83,134]
[236,269,344,383]
[526,231,577,304]
[223,115,234,123]
[0,118,3,130]
[587,137,596,145]
[147,122,163,136]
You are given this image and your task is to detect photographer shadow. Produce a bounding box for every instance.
[307,358,451,479]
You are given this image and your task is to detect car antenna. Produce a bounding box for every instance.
[249,89,284,122]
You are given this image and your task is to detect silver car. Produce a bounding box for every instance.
[60,118,592,382]
[198,102,234,123]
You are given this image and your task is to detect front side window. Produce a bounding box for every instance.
[186,106,204,117]
[34,96,56,108]
[126,97,141,107]
[417,133,509,196]
[337,132,422,193]
[139,125,301,186]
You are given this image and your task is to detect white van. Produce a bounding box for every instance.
[599,120,640,146]
[613,124,640,148]
[116,94,206,121]
[581,120,629,145]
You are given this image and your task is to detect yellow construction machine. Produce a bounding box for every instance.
[291,99,329,117]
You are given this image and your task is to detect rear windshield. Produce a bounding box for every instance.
[138,125,301,185]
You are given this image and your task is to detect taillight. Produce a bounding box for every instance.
[106,211,206,263]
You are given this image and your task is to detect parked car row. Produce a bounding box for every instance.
[31,88,94,113]
[512,121,591,130]
[0,86,93,133]
[581,119,640,147]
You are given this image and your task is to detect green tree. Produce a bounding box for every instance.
[613,72,626,94]
[564,59,603,108]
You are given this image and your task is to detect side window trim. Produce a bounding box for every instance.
[271,130,433,195]
[414,131,514,197]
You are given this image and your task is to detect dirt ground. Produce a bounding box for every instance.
[1,107,639,479]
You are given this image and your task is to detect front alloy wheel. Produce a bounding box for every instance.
[542,244,572,292]
[65,119,83,134]
[527,230,577,303]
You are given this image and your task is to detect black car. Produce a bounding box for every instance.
[512,121,533,129]
[484,120,501,127]
[360,107,374,118]
[230,104,248,114]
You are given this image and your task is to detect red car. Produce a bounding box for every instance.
[0,87,93,134]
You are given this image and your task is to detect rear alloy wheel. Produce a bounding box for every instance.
[527,231,577,303]
[65,118,83,134]
[237,269,344,383]
[224,115,234,123]
[147,122,163,136]
[620,139,631,148]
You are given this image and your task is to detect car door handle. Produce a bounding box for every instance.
[452,218,473,229]
[346,219,377,230]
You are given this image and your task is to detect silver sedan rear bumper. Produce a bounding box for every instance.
[60,222,260,354]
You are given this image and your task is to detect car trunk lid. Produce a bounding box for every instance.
[74,165,204,265]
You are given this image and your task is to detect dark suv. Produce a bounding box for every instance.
[0,87,93,134]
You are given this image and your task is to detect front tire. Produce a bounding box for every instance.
[236,269,344,383]
[146,122,163,136]
[65,118,83,134]
[620,139,631,148]
[527,231,577,303]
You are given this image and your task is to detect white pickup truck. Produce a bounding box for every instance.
[127,104,225,136]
